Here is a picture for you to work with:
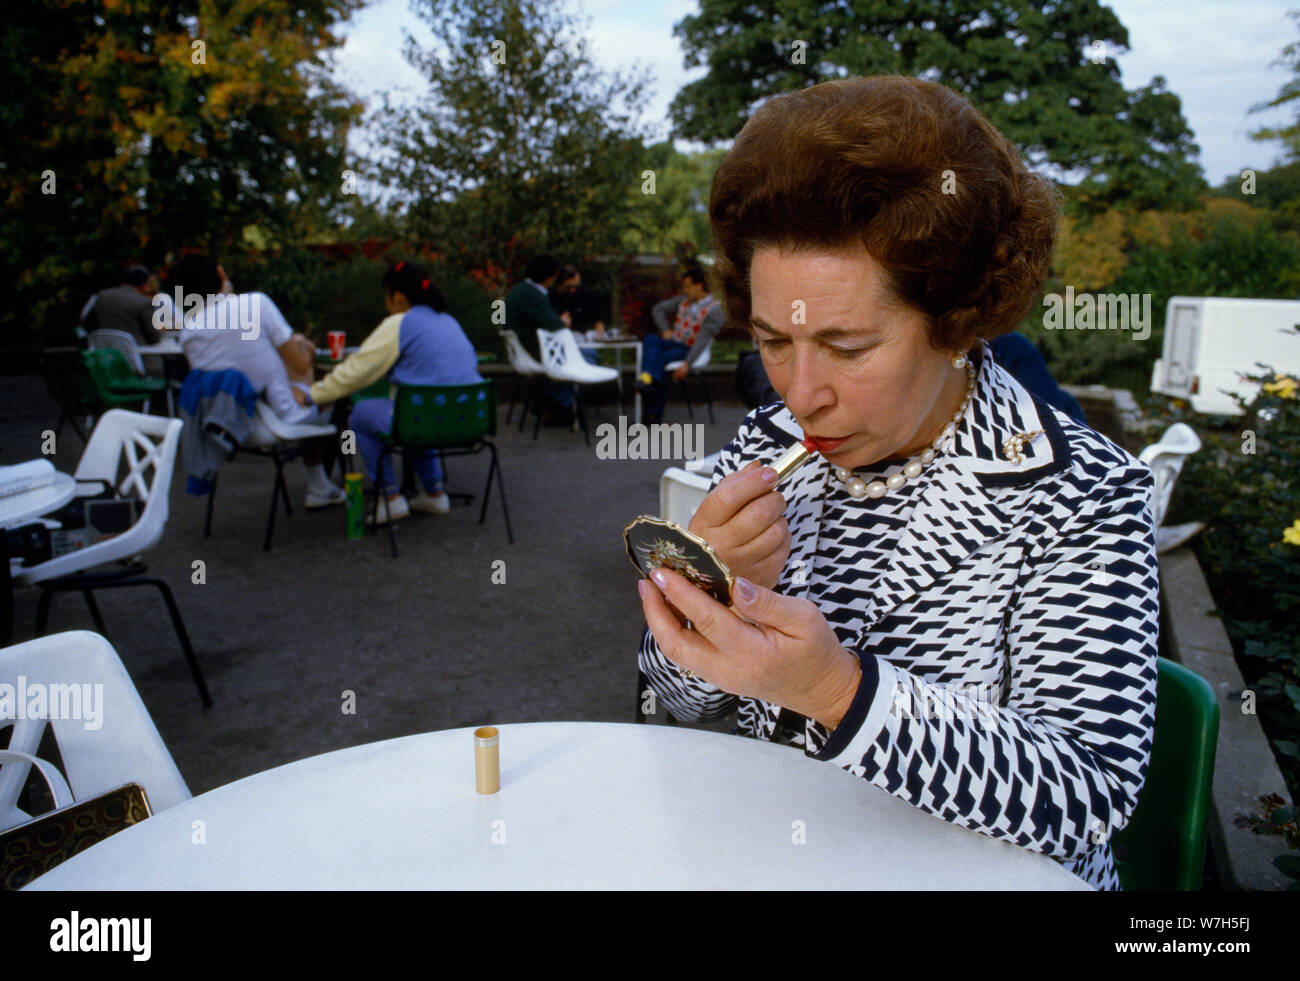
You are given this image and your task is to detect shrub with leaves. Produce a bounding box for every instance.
[1160,350,1300,800]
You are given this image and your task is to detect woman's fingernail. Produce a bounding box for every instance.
[650,569,668,589]
[760,467,778,484]
[735,577,757,603]
[637,580,648,599]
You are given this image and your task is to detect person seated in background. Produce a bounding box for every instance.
[551,264,607,338]
[168,252,345,508]
[638,265,724,423]
[503,253,579,424]
[80,264,163,351]
[988,332,1087,424]
[296,261,482,524]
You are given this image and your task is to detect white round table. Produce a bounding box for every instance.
[0,473,76,531]
[26,722,1091,890]
[135,340,185,357]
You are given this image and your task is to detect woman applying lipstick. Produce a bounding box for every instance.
[636,76,1158,890]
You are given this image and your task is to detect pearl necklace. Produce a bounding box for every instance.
[830,361,976,500]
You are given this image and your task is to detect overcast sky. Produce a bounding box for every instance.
[335,0,1300,186]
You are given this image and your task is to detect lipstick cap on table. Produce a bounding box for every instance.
[474,726,500,794]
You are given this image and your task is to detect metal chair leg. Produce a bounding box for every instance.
[576,390,590,447]
[701,375,715,424]
[146,577,212,707]
[372,448,398,557]
[277,455,293,517]
[262,462,281,552]
[519,376,537,434]
[82,589,110,637]
[35,587,54,635]
[477,442,514,544]
[204,474,218,538]
[505,375,521,426]
[681,378,695,419]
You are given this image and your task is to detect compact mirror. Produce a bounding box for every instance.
[623,514,735,606]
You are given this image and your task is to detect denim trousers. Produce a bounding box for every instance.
[349,398,442,495]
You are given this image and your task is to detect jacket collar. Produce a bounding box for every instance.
[755,342,1073,633]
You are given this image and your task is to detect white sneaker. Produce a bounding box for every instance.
[410,491,451,515]
[304,484,347,509]
[366,494,410,524]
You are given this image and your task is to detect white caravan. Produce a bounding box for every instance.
[1150,296,1300,415]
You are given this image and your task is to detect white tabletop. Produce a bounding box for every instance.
[0,473,76,530]
[136,340,185,356]
[26,723,1089,890]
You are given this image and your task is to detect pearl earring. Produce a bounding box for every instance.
[952,352,968,369]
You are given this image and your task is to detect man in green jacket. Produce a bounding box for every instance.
[504,253,578,420]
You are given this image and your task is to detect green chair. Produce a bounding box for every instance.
[371,381,513,556]
[82,348,168,414]
[1112,656,1219,890]
[39,349,103,443]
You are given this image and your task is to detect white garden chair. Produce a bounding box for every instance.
[0,630,191,833]
[15,410,212,706]
[501,329,548,432]
[1138,422,1205,554]
[659,450,722,528]
[535,328,619,445]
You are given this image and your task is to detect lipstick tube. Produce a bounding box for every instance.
[769,437,819,487]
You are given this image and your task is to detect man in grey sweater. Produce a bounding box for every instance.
[80,265,162,347]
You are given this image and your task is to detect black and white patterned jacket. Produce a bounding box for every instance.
[638,344,1158,890]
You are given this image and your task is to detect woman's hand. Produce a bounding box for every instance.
[687,461,790,590]
[291,387,309,407]
[639,567,862,729]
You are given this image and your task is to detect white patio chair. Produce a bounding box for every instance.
[665,334,715,423]
[501,329,548,432]
[88,328,176,415]
[536,328,619,445]
[87,329,145,374]
[14,411,212,706]
[0,630,191,833]
[1138,422,1202,528]
[202,401,337,552]
[659,451,721,528]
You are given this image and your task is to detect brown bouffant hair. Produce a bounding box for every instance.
[709,76,1061,352]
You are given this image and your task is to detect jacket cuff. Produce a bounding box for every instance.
[812,650,883,761]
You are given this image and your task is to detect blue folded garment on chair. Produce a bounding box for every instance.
[179,369,259,495]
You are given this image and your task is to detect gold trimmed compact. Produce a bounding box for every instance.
[623,437,819,606]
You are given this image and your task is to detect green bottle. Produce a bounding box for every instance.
[345,472,364,539]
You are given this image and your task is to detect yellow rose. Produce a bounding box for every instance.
[1285,519,1300,546]
[1262,375,1297,399]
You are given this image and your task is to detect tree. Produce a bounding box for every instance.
[373,0,655,293]
[668,0,1204,214]
[620,142,727,255]
[0,0,364,344]
[1250,9,1300,161]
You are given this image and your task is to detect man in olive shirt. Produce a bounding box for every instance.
[504,254,570,359]
[504,253,575,419]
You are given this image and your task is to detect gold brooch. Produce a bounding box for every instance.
[1002,429,1044,464]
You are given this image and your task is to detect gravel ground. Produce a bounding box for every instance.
[1,374,743,794]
